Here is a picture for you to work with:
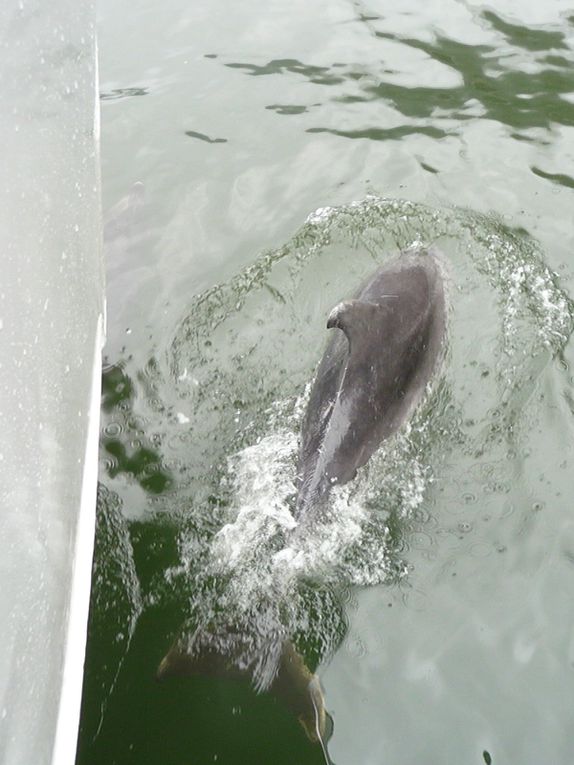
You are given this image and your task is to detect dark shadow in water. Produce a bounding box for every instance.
[510,132,551,145]
[544,54,573,66]
[223,10,574,139]
[226,58,346,85]
[482,10,568,52]
[420,161,439,174]
[185,129,228,144]
[531,165,574,190]
[100,87,148,101]
[369,33,574,130]
[307,125,450,141]
[101,362,173,495]
[266,104,309,115]
[102,361,135,413]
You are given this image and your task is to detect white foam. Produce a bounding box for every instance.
[208,413,428,597]
[306,206,336,225]
[210,431,298,577]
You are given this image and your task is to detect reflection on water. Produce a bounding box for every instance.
[185,129,228,144]
[100,87,149,101]
[223,9,574,141]
[482,11,568,52]
[226,59,347,85]
[531,165,574,189]
[101,363,173,495]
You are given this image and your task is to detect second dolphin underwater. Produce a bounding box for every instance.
[158,248,447,742]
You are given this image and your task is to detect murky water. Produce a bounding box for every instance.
[78,2,574,764]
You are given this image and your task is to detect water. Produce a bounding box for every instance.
[78,1,574,763]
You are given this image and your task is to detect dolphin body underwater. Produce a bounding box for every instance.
[157,248,447,744]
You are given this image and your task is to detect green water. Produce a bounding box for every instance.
[78,1,574,763]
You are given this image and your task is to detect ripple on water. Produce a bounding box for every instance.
[157,196,573,682]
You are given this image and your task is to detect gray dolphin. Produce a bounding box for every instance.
[296,248,446,518]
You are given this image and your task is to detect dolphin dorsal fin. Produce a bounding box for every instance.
[326,299,384,351]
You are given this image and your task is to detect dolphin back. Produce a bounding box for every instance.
[296,249,446,517]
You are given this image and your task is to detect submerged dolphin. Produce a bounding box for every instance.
[157,635,329,744]
[296,248,446,519]
[158,248,446,747]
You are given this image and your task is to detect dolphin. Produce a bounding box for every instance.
[157,634,330,744]
[295,248,446,519]
[158,248,446,749]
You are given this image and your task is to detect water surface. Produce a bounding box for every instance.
[78,1,574,763]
